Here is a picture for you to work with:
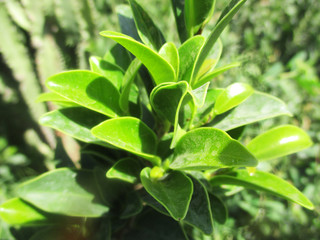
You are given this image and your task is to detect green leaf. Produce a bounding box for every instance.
[184,177,213,234]
[46,70,122,118]
[116,4,141,41]
[104,43,132,72]
[171,0,188,43]
[106,158,141,184]
[247,125,313,161]
[151,81,188,123]
[178,35,205,83]
[210,169,314,210]
[0,198,49,226]
[36,92,77,107]
[185,0,216,37]
[209,194,228,224]
[120,191,143,219]
[100,31,176,85]
[91,117,160,166]
[211,91,292,131]
[190,82,210,107]
[170,128,257,170]
[39,107,108,146]
[191,0,247,84]
[119,58,142,113]
[140,167,193,221]
[213,82,254,115]
[129,0,165,50]
[89,56,124,89]
[159,42,179,77]
[194,62,240,89]
[18,168,109,217]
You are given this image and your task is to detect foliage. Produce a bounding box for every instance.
[0,0,317,239]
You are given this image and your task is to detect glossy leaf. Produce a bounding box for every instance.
[184,177,213,234]
[151,81,188,123]
[39,107,108,146]
[214,82,254,115]
[185,0,216,37]
[210,169,314,210]
[89,56,124,89]
[129,0,165,50]
[119,58,142,113]
[192,0,247,84]
[100,31,176,85]
[194,62,240,89]
[247,125,313,161]
[91,117,160,166]
[18,168,109,217]
[170,128,257,170]
[159,42,179,77]
[140,167,193,221]
[36,92,73,104]
[171,0,188,43]
[106,158,141,184]
[178,35,205,83]
[211,91,292,131]
[0,198,49,226]
[46,70,122,117]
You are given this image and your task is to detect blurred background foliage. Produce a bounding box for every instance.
[0,0,319,239]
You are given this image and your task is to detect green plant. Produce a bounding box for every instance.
[0,0,315,239]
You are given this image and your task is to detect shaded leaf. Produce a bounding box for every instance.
[209,194,228,224]
[247,125,313,161]
[210,169,314,210]
[106,158,141,184]
[120,191,143,219]
[170,128,257,170]
[171,0,188,43]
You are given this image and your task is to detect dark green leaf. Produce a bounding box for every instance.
[171,0,188,43]
[91,117,160,166]
[140,167,193,221]
[209,194,228,224]
[210,169,314,210]
[116,4,141,41]
[170,128,257,170]
[18,168,109,217]
[120,191,143,219]
[104,43,132,72]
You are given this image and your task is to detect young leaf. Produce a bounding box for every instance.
[171,0,188,43]
[170,128,257,170]
[178,35,205,83]
[183,177,214,235]
[18,168,109,217]
[106,158,141,184]
[191,0,247,85]
[100,31,176,85]
[129,0,165,50]
[91,117,161,166]
[0,198,50,226]
[185,0,216,37]
[140,167,193,221]
[46,70,122,118]
[210,169,314,210]
[39,107,109,147]
[213,82,254,115]
[89,56,124,89]
[211,91,292,131]
[159,42,179,77]
[247,125,313,161]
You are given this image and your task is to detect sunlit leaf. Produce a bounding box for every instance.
[159,42,179,77]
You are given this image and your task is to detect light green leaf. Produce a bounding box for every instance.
[36,92,77,107]
[129,0,165,50]
[171,0,188,43]
[0,198,49,226]
[91,117,160,166]
[191,0,247,84]
[140,167,193,221]
[184,177,213,234]
[159,42,179,77]
[185,0,216,37]
[106,158,141,184]
[210,169,314,210]
[39,107,108,147]
[211,91,292,131]
[46,70,122,118]
[247,125,313,161]
[170,128,257,170]
[119,58,142,113]
[190,82,210,107]
[18,168,109,217]
[89,56,124,89]
[194,62,240,89]
[178,35,205,83]
[214,82,254,115]
[100,31,176,85]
